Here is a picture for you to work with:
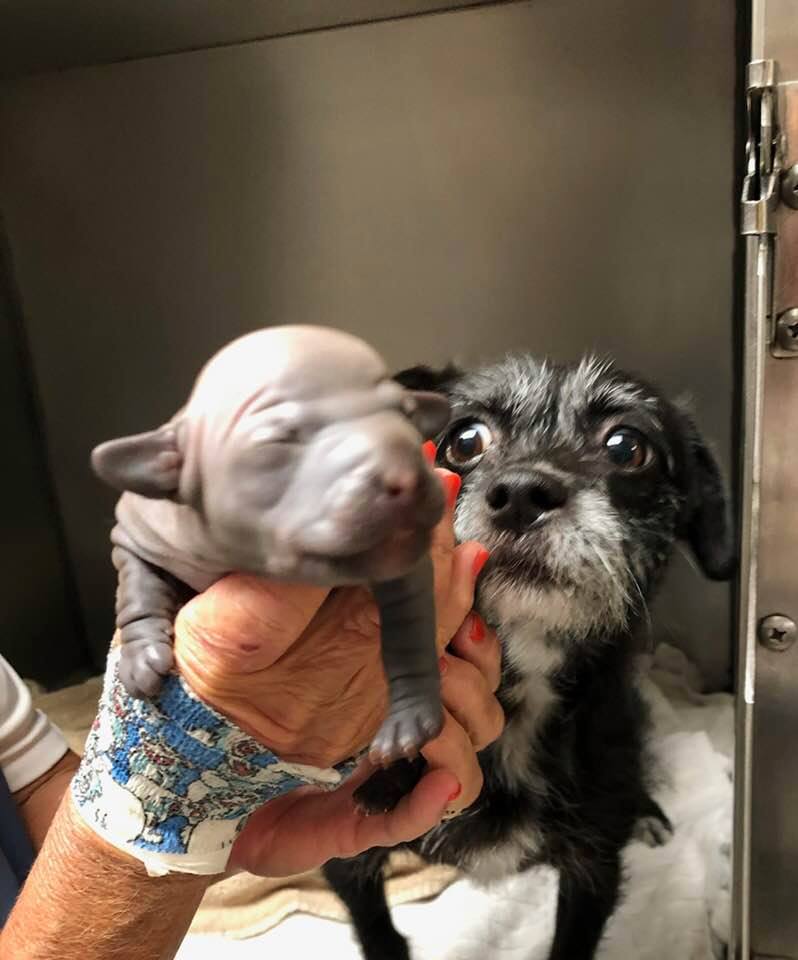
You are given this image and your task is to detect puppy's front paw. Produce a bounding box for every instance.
[119,639,175,698]
[368,698,444,767]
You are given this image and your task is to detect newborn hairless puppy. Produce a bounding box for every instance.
[91,325,451,795]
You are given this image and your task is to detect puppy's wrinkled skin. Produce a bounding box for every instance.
[324,355,735,960]
[91,325,452,771]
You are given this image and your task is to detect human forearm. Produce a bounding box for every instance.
[1,794,211,960]
[12,749,80,851]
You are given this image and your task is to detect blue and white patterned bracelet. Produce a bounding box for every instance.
[72,647,361,876]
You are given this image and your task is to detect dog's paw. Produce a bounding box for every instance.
[633,813,674,848]
[353,758,426,815]
[119,639,174,698]
[368,698,444,767]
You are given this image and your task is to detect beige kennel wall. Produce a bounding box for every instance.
[0,0,736,686]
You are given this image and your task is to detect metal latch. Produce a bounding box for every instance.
[741,60,783,237]
[739,60,798,357]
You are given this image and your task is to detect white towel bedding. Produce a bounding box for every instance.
[177,643,734,960]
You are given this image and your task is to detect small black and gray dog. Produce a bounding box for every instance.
[324,354,735,960]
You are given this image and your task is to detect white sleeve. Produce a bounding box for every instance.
[0,653,68,792]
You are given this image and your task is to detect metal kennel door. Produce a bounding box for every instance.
[734,1,798,957]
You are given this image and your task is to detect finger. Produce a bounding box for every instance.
[448,613,502,693]
[435,541,490,653]
[428,468,460,564]
[345,766,458,854]
[230,763,455,876]
[174,573,330,677]
[427,469,460,604]
[419,710,484,813]
[439,652,505,751]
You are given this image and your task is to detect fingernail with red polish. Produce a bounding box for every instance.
[470,613,486,644]
[444,473,461,510]
[422,441,437,465]
[447,783,462,802]
[439,655,448,675]
[472,548,490,579]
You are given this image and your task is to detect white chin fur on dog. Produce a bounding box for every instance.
[481,577,586,633]
[464,486,633,638]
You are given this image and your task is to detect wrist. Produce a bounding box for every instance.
[71,647,361,877]
[14,750,80,851]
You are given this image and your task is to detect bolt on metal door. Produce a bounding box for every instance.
[734,2,798,958]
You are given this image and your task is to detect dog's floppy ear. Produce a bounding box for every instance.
[394,363,463,440]
[91,422,182,499]
[394,362,463,394]
[676,410,736,581]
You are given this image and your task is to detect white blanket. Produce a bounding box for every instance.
[176,643,733,960]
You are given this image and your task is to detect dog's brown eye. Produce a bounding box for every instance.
[444,422,493,467]
[604,427,649,469]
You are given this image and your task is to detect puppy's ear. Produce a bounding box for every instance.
[91,422,182,499]
[400,392,450,440]
[676,411,736,581]
[394,363,463,440]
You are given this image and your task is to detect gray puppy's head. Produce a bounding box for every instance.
[396,355,735,638]
[92,325,450,583]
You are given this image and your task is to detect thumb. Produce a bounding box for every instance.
[174,573,330,682]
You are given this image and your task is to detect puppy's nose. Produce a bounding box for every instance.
[381,465,422,504]
[486,470,568,532]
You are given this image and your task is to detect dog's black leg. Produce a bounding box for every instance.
[324,852,410,960]
[548,853,622,960]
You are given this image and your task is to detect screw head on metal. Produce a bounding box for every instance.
[776,308,798,351]
[782,164,798,209]
[758,614,797,651]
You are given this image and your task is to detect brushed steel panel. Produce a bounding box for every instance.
[762,0,798,82]
[0,0,735,681]
[749,75,798,959]
[0,0,498,79]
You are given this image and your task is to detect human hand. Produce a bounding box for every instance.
[173,464,504,876]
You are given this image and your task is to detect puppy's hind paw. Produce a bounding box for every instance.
[368,699,444,767]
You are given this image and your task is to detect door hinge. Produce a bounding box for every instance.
[739,59,796,357]
[741,59,784,238]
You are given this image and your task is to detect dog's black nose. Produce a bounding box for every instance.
[486,471,568,532]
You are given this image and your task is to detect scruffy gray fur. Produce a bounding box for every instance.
[324,353,734,960]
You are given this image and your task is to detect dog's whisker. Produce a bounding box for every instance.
[676,542,705,577]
